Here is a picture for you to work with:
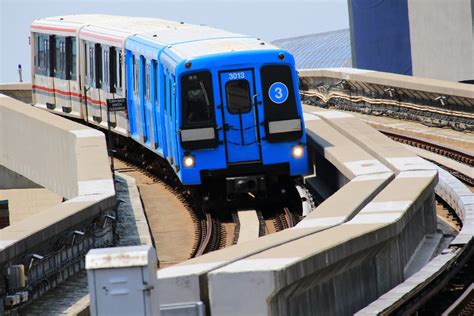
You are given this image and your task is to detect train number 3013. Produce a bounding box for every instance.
[228,72,246,80]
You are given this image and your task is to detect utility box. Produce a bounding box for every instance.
[86,245,160,316]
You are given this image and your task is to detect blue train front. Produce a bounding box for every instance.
[126,35,309,207]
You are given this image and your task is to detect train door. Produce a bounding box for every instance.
[171,74,180,170]
[33,34,55,109]
[219,69,261,164]
[84,42,103,124]
[113,48,128,134]
[164,70,177,168]
[159,65,168,158]
[100,45,115,129]
[151,60,161,151]
[129,54,142,141]
[53,36,72,113]
[68,37,81,117]
[141,58,151,145]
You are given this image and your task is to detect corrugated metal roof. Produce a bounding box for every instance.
[272,29,352,69]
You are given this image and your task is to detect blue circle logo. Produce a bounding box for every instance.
[268,82,289,104]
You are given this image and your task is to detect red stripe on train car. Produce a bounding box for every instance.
[33,84,107,106]
[31,24,77,33]
[80,31,123,44]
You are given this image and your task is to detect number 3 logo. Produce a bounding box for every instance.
[269,82,289,104]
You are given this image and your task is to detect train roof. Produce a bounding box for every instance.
[31,14,279,60]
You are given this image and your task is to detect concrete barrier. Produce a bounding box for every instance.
[0,95,112,199]
[158,107,438,315]
[157,112,394,310]
[0,82,32,104]
[0,94,115,311]
[207,108,438,315]
[299,68,474,100]
[357,167,473,314]
[298,68,474,132]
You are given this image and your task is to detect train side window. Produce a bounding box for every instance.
[94,43,102,89]
[181,71,215,127]
[71,37,76,80]
[102,47,109,91]
[87,43,95,87]
[141,56,146,98]
[226,80,251,114]
[65,37,76,81]
[109,46,116,94]
[164,72,168,113]
[117,49,123,94]
[152,60,159,148]
[54,36,66,80]
[35,34,49,76]
[48,35,55,77]
[84,42,88,82]
[133,55,139,95]
[168,76,172,116]
[145,63,151,102]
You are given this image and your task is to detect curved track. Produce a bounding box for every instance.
[380,129,473,186]
[368,131,473,315]
[113,158,197,267]
[111,133,310,260]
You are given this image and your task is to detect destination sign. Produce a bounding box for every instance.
[107,98,127,112]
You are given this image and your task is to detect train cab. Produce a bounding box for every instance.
[175,51,309,204]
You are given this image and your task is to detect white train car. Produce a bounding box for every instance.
[31,15,183,135]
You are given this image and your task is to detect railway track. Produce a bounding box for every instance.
[301,104,473,314]
[112,157,198,267]
[194,206,303,257]
[436,197,462,233]
[380,129,474,167]
[379,129,474,186]
[194,213,222,257]
[369,131,473,315]
[442,284,474,316]
[109,131,309,259]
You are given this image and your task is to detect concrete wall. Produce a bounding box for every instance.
[408,0,474,81]
[0,83,32,104]
[0,94,111,200]
[0,93,115,309]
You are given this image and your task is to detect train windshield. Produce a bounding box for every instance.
[226,80,251,114]
[181,71,215,127]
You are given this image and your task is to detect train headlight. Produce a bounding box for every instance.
[292,145,304,159]
[183,156,195,168]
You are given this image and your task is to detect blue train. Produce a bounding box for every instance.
[31,15,309,206]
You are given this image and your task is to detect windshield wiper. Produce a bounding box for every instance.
[199,81,211,106]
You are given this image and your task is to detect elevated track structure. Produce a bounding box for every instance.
[1,66,473,314]
[0,94,115,314]
[299,68,474,132]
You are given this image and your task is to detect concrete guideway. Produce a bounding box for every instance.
[0,93,115,310]
[158,106,440,315]
[0,82,32,104]
[237,210,260,244]
[299,68,474,102]
[357,167,474,314]
[20,172,153,315]
[157,109,394,308]
[299,68,474,133]
[207,108,438,315]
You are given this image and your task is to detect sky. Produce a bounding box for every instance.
[0,0,349,83]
